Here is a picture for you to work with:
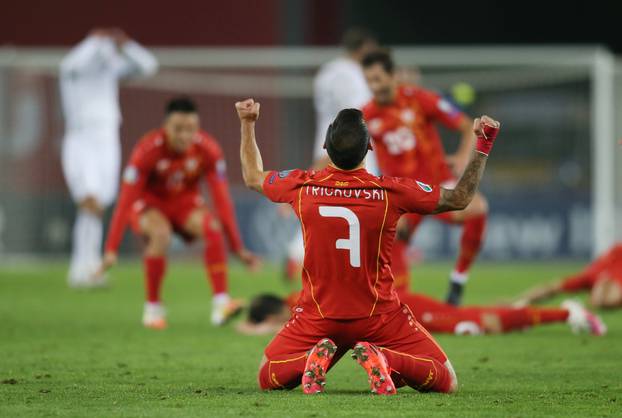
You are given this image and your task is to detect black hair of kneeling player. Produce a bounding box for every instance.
[324,108,371,170]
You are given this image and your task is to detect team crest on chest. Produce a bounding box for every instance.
[156,159,170,172]
[185,157,199,172]
[401,109,415,124]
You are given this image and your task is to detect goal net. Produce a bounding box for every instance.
[0,46,618,260]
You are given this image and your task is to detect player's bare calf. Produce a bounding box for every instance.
[351,342,396,395]
[302,338,338,394]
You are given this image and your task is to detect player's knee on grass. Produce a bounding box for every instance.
[590,278,622,309]
[257,355,301,391]
[445,360,459,393]
[257,355,268,389]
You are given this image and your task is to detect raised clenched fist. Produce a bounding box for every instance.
[473,115,501,156]
[235,98,261,122]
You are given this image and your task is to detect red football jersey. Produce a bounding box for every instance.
[561,243,622,291]
[362,85,466,184]
[263,166,440,319]
[105,129,243,252]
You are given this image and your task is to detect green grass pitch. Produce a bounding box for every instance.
[1,260,620,417]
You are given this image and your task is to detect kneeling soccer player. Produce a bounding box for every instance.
[100,97,259,328]
[236,98,500,394]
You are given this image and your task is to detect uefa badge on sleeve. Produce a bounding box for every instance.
[416,181,433,193]
[123,166,139,184]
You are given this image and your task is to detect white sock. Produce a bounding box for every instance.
[450,270,469,285]
[83,211,103,271]
[69,210,103,281]
[213,293,230,305]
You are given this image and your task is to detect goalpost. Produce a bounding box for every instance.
[0,45,618,258]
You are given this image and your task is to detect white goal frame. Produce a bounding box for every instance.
[0,45,617,256]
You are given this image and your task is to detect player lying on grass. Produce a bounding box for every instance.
[362,49,488,306]
[236,97,499,395]
[515,243,622,309]
[99,97,259,329]
[237,291,605,336]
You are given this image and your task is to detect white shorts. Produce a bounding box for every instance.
[62,130,120,207]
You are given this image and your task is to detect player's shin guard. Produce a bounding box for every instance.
[144,256,166,303]
[203,214,228,295]
[258,355,307,390]
[380,348,455,393]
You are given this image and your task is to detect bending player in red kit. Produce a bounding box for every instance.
[237,97,499,395]
[362,50,488,305]
[515,243,622,309]
[100,97,259,329]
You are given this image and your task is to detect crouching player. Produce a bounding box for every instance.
[515,243,622,309]
[100,97,259,328]
[236,97,500,394]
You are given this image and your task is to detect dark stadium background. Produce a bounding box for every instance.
[0,0,619,259]
[1,0,619,51]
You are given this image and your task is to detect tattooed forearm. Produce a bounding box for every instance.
[240,121,268,193]
[435,152,488,213]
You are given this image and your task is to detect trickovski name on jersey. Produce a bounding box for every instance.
[305,185,385,201]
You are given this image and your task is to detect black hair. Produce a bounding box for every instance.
[165,97,197,115]
[324,108,370,170]
[361,49,395,74]
[341,27,377,53]
[248,294,286,324]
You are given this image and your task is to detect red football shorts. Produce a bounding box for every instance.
[130,192,206,241]
[263,303,448,373]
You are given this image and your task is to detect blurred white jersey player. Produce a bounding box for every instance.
[285,29,379,274]
[60,28,158,287]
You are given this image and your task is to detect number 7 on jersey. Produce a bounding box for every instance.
[319,206,361,268]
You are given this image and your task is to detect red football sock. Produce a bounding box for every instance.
[144,256,166,303]
[492,307,533,332]
[492,306,568,332]
[258,354,307,390]
[380,348,454,393]
[391,239,410,292]
[527,307,570,325]
[455,214,487,274]
[203,214,228,295]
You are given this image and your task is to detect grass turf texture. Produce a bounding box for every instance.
[0,261,620,417]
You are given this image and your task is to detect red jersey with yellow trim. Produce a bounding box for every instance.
[263,166,440,319]
[362,85,466,184]
[105,128,243,252]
